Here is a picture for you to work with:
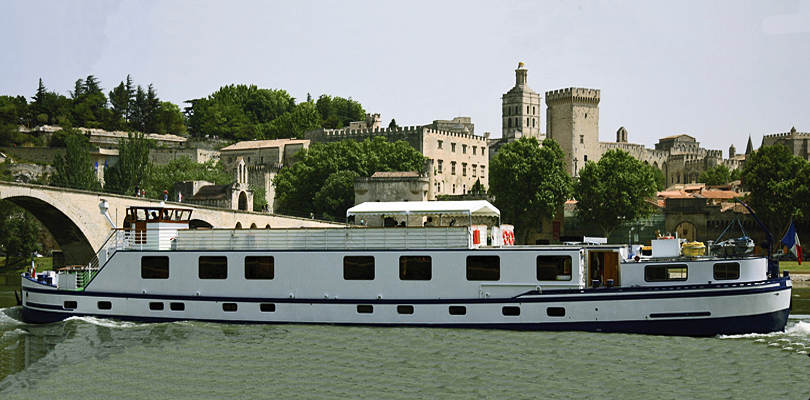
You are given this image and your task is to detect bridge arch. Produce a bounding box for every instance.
[2,192,98,265]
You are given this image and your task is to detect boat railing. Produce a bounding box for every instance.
[96,226,475,252]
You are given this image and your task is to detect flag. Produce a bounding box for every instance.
[781,221,803,265]
[31,259,36,279]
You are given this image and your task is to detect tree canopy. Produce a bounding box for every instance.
[0,200,40,271]
[273,136,424,220]
[573,149,659,239]
[144,157,232,201]
[51,130,102,191]
[741,144,807,236]
[103,132,154,196]
[698,164,741,186]
[489,137,572,244]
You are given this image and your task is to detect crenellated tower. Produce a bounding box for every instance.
[501,62,543,141]
[545,87,601,176]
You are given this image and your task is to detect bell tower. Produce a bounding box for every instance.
[501,62,543,141]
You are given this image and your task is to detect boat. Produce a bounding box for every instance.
[19,202,792,337]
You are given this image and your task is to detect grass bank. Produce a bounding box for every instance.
[0,257,53,273]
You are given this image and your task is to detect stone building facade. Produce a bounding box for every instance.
[177,157,253,211]
[219,139,309,213]
[761,126,810,160]
[546,87,601,176]
[305,117,488,199]
[354,171,430,204]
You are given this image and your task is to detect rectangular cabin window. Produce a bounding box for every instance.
[141,256,169,279]
[645,264,688,282]
[199,256,228,279]
[222,303,237,312]
[357,305,374,314]
[502,306,520,316]
[170,302,185,311]
[97,301,112,310]
[536,256,572,281]
[149,302,164,311]
[449,306,467,315]
[466,256,500,281]
[260,303,276,312]
[400,256,432,280]
[344,256,375,280]
[714,262,740,280]
[245,256,274,280]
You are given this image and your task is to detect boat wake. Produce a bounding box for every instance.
[0,306,24,325]
[64,316,143,329]
[719,316,810,355]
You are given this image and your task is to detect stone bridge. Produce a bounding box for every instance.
[0,182,339,265]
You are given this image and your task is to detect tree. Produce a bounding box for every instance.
[315,95,365,129]
[489,137,572,244]
[388,118,399,130]
[154,101,187,136]
[104,132,153,195]
[251,185,268,212]
[698,164,733,185]
[0,200,40,271]
[741,144,806,236]
[574,149,659,239]
[145,157,231,200]
[313,170,360,220]
[51,130,102,191]
[273,136,424,215]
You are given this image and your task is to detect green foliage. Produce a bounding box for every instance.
[155,101,187,136]
[314,170,360,221]
[741,144,807,235]
[651,166,665,191]
[50,130,101,191]
[262,101,322,139]
[104,132,153,195]
[70,75,112,129]
[315,95,365,129]
[251,185,268,212]
[489,137,571,244]
[31,78,72,126]
[145,157,231,200]
[698,164,734,185]
[574,149,659,239]
[186,85,297,140]
[273,136,424,215]
[0,200,40,271]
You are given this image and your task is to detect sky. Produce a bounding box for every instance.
[1,0,809,153]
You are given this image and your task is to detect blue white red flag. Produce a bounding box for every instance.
[781,221,803,265]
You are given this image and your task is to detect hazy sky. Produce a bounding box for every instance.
[1,0,808,153]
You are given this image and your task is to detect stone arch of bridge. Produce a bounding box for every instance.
[3,194,96,266]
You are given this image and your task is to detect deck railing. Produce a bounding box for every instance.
[97,226,474,253]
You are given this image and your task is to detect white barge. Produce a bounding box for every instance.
[21,204,792,336]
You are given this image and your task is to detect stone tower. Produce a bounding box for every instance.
[502,62,543,140]
[729,143,736,159]
[545,88,601,176]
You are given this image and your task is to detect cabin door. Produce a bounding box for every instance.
[588,251,620,287]
[135,221,147,244]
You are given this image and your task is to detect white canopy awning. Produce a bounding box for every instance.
[346,201,500,218]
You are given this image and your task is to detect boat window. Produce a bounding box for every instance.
[502,306,520,316]
[97,301,112,310]
[260,303,276,312]
[397,305,414,315]
[64,301,77,309]
[199,256,228,279]
[536,255,573,281]
[449,306,467,315]
[344,256,375,280]
[170,302,185,311]
[645,264,688,282]
[141,256,169,279]
[222,303,237,312]
[149,302,164,311]
[714,262,740,280]
[147,209,160,222]
[466,256,500,281]
[399,256,432,281]
[547,307,566,317]
[245,256,274,280]
[357,305,374,314]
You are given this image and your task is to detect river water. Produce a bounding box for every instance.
[1,285,809,399]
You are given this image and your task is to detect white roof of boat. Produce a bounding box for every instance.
[346,201,500,217]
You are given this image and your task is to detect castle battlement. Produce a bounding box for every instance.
[317,125,487,143]
[545,87,601,106]
[763,131,810,139]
